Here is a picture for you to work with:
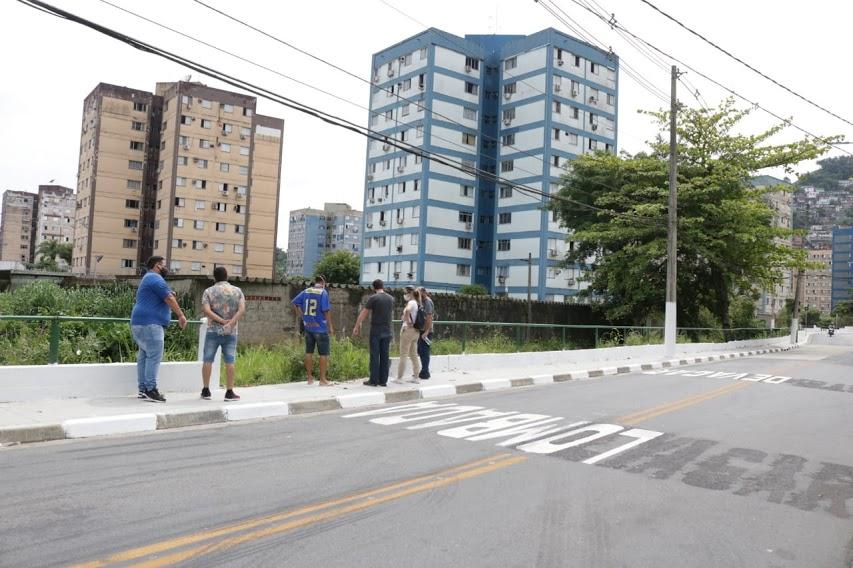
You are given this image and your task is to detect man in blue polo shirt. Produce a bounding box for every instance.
[291,276,334,386]
[130,256,188,402]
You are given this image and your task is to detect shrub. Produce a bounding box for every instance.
[0,281,197,364]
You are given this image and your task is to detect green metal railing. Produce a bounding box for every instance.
[393,320,788,353]
[0,315,203,364]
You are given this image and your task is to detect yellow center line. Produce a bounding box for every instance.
[73,452,517,568]
[618,381,751,425]
[131,454,527,568]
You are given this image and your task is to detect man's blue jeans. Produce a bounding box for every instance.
[369,333,392,385]
[131,324,165,392]
[417,332,433,378]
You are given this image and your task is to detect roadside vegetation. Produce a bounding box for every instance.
[0,282,789,385]
[0,281,197,365]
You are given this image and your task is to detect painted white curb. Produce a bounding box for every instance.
[223,402,289,421]
[63,413,157,438]
[481,378,512,391]
[419,384,457,398]
[337,392,385,409]
[601,367,620,376]
[626,364,644,373]
[530,374,554,385]
[571,370,591,379]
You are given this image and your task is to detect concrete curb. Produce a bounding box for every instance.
[0,345,796,445]
[62,413,157,439]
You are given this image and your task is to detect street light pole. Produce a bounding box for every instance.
[526,252,532,341]
[664,65,679,358]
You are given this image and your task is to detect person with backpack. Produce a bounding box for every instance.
[416,286,434,380]
[394,285,422,383]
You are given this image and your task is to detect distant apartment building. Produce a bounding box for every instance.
[34,184,75,262]
[803,247,832,315]
[0,190,37,263]
[831,227,853,310]
[752,176,794,326]
[72,81,283,278]
[286,203,362,278]
[361,28,617,299]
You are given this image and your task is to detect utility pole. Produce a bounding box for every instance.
[790,266,803,344]
[526,252,533,341]
[664,66,679,358]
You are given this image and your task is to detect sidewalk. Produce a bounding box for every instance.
[0,343,798,446]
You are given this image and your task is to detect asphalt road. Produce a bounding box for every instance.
[1,335,851,567]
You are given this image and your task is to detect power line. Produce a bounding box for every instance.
[17,0,663,228]
[191,0,558,190]
[559,0,853,157]
[96,0,366,114]
[636,0,853,129]
[192,0,656,214]
[537,0,671,103]
[95,0,557,193]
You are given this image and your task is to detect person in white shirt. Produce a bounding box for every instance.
[395,286,422,383]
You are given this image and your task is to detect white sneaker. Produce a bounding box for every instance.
[392,379,404,384]
[407,377,421,384]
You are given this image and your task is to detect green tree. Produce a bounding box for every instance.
[832,299,853,326]
[34,240,72,271]
[458,283,488,296]
[274,247,287,280]
[551,99,833,327]
[796,155,853,190]
[314,250,360,284]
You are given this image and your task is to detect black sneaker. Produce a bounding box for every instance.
[224,389,240,402]
[363,380,376,386]
[143,389,166,403]
[137,391,145,399]
[201,387,212,400]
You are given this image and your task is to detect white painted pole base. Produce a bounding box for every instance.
[664,301,677,358]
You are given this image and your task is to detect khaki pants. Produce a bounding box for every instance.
[397,326,421,379]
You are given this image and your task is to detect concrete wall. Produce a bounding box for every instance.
[417,334,796,375]
[0,319,220,402]
[177,278,598,346]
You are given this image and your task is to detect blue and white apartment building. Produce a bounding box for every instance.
[361,28,618,300]
[286,203,362,278]
[831,227,853,310]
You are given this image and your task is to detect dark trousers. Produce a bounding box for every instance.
[369,333,392,385]
[417,332,433,378]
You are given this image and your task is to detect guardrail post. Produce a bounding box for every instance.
[561,327,566,350]
[516,326,522,351]
[461,323,467,354]
[49,318,60,364]
[594,327,599,349]
[197,317,209,361]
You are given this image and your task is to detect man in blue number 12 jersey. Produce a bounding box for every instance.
[291,276,334,386]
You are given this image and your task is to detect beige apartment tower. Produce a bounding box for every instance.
[72,81,283,278]
[0,190,37,264]
[803,248,832,315]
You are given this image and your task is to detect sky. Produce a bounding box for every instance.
[1,0,851,249]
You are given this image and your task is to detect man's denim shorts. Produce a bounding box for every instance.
[305,331,330,356]
[203,333,238,364]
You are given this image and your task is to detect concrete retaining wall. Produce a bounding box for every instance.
[400,335,797,375]
[0,319,220,402]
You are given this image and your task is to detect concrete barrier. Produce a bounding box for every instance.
[62,413,157,438]
[0,319,220,402]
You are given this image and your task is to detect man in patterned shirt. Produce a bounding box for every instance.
[201,266,246,401]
